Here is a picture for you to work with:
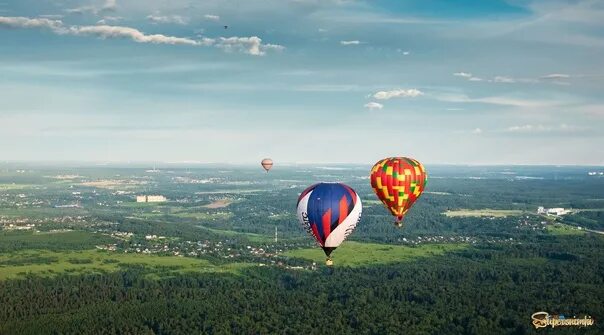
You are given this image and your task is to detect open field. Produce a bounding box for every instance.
[0,249,249,280]
[125,211,233,221]
[172,211,233,220]
[443,209,524,218]
[0,183,34,190]
[547,223,587,236]
[0,207,88,218]
[119,202,164,208]
[202,199,234,209]
[283,241,468,266]
[572,208,604,212]
[80,180,147,189]
[194,189,263,195]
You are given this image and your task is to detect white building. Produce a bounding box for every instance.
[538,206,571,217]
[136,195,167,203]
[546,208,571,216]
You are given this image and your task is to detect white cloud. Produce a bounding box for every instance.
[453,72,472,78]
[215,36,284,56]
[97,16,121,24]
[372,88,423,100]
[147,15,188,25]
[340,40,360,45]
[0,16,284,55]
[454,72,483,81]
[102,0,117,11]
[454,72,562,84]
[475,96,553,108]
[71,25,201,45]
[66,0,117,15]
[66,6,97,15]
[0,16,64,31]
[472,128,483,134]
[493,76,515,83]
[364,102,383,110]
[434,93,558,108]
[39,14,64,19]
[541,73,571,80]
[576,104,604,118]
[204,14,220,21]
[505,124,579,133]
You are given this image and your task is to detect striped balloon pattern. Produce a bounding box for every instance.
[296,183,362,258]
[370,157,428,226]
[261,158,273,172]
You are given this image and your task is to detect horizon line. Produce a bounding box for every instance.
[1,160,603,168]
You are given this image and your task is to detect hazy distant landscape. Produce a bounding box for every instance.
[0,164,602,334]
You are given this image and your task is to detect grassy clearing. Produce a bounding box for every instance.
[120,203,234,221]
[546,223,586,236]
[572,208,604,212]
[202,199,235,209]
[119,202,164,208]
[443,209,524,218]
[194,189,263,195]
[0,183,34,190]
[0,249,250,280]
[0,207,88,218]
[79,180,146,189]
[173,212,233,220]
[283,241,468,267]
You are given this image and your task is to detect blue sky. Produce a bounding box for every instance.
[1,0,603,165]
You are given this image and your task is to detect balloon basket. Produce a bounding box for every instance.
[325,258,334,266]
[394,221,403,228]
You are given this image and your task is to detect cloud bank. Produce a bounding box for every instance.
[372,89,423,100]
[0,16,283,55]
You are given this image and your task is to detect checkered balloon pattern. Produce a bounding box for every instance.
[370,157,428,225]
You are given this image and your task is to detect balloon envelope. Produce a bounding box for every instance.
[296,183,362,260]
[261,158,273,172]
[370,157,427,226]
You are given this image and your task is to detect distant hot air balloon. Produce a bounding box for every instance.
[370,157,427,227]
[296,183,362,266]
[261,158,273,172]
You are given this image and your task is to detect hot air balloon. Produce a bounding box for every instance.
[296,183,362,266]
[261,158,273,172]
[370,157,427,227]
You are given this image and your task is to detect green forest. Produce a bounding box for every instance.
[1,234,602,334]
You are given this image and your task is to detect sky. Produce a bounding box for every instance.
[0,0,603,165]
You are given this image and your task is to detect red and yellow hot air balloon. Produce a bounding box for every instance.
[261,158,273,172]
[370,157,427,227]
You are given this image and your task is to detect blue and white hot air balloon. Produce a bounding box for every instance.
[296,183,362,266]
